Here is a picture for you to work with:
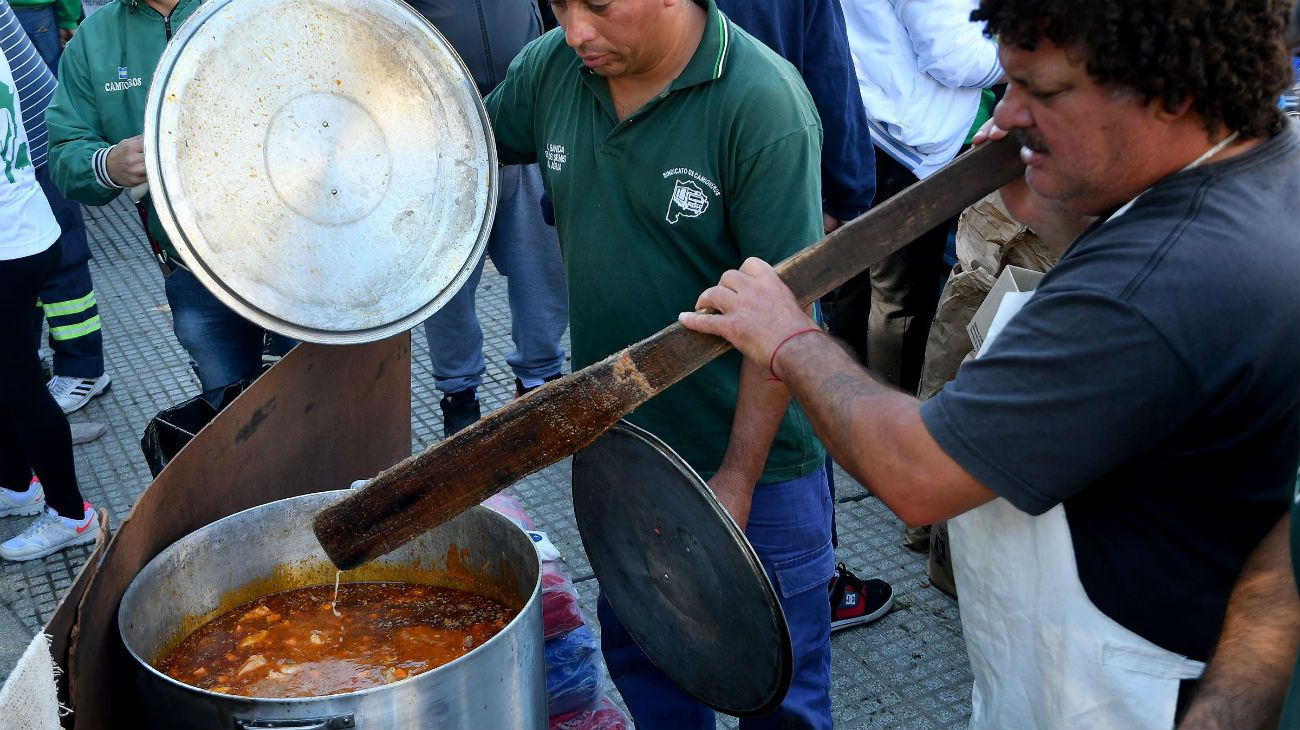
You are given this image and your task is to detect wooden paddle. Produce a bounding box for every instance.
[314,137,1026,569]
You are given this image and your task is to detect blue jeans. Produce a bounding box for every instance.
[598,467,835,729]
[422,164,567,394]
[164,267,295,403]
[13,5,61,72]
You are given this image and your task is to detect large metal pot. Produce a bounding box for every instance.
[119,492,545,729]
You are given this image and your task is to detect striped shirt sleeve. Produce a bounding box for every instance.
[0,5,59,169]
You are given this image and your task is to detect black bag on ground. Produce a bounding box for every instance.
[140,381,250,477]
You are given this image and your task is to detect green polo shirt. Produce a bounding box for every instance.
[485,0,825,482]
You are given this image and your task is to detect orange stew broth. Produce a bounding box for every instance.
[157,582,516,698]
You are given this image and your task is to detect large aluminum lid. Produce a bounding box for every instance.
[144,0,496,343]
[572,421,793,716]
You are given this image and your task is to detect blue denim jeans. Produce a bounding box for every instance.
[163,267,295,403]
[422,164,567,394]
[598,467,835,729]
[12,5,61,72]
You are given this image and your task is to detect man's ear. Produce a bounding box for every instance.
[1153,95,1195,123]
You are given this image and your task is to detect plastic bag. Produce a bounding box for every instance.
[549,697,630,730]
[544,625,604,716]
[542,561,585,640]
[482,492,535,530]
[139,380,250,477]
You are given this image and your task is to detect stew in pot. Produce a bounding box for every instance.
[157,582,516,698]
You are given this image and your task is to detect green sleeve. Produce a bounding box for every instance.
[727,123,824,265]
[45,36,122,206]
[56,0,83,29]
[484,36,543,166]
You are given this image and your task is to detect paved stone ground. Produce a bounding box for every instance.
[0,196,973,728]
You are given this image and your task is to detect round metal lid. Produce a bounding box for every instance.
[572,421,793,717]
[144,0,497,343]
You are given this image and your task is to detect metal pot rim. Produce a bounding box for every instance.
[118,492,541,704]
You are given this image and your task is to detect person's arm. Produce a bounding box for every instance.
[708,356,792,529]
[44,35,127,205]
[895,0,1003,89]
[1178,514,1299,730]
[803,0,875,222]
[483,33,546,165]
[683,259,994,525]
[55,0,82,31]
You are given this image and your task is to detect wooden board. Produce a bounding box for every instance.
[315,138,1026,569]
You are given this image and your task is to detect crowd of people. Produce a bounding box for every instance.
[2,0,1299,727]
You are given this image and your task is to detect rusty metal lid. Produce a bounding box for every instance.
[144,0,496,343]
[572,421,793,717]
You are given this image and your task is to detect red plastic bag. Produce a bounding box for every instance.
[542,562,584,639]
[482,492,534,530]
[549,697,630,730]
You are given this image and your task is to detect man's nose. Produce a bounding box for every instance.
[992,88,1034,131]
[563,12,596,48]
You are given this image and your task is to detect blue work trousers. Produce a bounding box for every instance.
[164,267,295,403]
[422,164,567,394]
[32,166,101,378]
[598,466,835,729]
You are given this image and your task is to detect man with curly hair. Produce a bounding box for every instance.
[678,0,1300,727]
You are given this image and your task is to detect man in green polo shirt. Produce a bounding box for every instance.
[485,0,833,726]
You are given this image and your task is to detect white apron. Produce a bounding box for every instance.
[950,501,1204,729]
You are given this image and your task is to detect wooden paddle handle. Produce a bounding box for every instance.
[313,137,1025,569]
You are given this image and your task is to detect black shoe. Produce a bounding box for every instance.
[514,373,564,399]
[829,563,894,632]
[440,389,481,438]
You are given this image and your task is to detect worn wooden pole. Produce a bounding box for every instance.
[314,137,1025,569]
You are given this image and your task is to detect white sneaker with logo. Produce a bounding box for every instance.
[47,374,112,414]
[0,478,45,518]
[0,503,99,561]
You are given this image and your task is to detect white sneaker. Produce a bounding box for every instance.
[0,477,45,518]
[0,503,99,561]
[47,374,112,414]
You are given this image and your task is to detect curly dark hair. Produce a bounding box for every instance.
[972,0,1293,138]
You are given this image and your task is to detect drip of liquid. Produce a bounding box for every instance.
[330,570,343,617]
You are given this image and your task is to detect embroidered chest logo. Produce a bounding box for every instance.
[545,143,567,172]
[662,167,719,225]
[105,67,142,93]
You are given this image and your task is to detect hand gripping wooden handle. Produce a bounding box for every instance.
[313,137,1025,569]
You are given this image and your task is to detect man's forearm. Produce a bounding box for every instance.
[773,332,994,526]
[1179,514,1298,730]
[719,357,790,481]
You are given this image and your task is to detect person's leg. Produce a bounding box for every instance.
[13,5,62,72]
[739,468,835,730]
[422,252,489,396]
[33,167,104,381]
[864,148,952,394]
[163,267,266,403]
[0,245,84,517]
[596,593,716,730]
[489,164,568,387]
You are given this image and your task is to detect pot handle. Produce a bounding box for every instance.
[234,715,354,730]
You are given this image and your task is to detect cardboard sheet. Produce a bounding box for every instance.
[44,336,412,727]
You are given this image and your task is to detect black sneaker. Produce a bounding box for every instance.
[439,389,481,439]
[514,373,564,399]
[829,563,894,632]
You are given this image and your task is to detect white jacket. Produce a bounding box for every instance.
[843,0,1002,178]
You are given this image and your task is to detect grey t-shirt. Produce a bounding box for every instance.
[921,124,1300,661]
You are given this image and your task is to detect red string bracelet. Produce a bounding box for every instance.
[766,327,823,382]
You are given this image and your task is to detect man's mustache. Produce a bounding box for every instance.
[1011,129,1049,155]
